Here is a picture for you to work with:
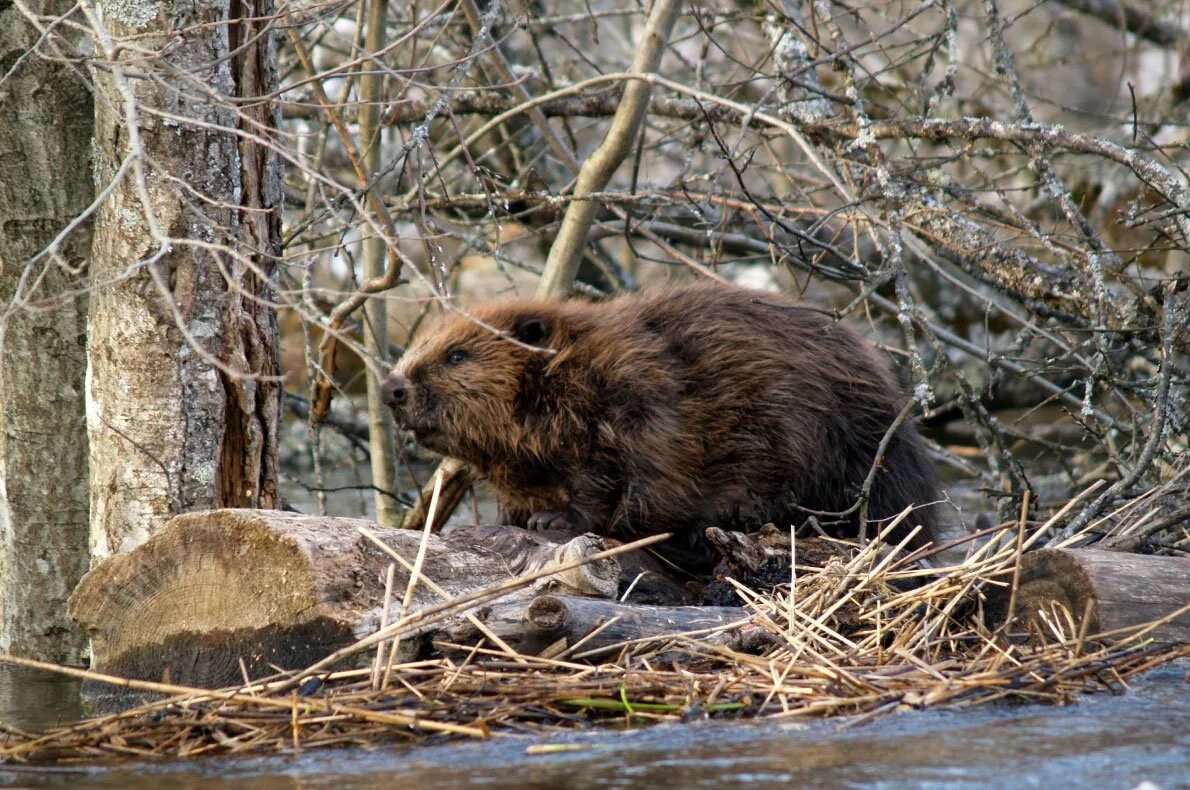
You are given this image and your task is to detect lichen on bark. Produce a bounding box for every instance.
[86,0,281,561]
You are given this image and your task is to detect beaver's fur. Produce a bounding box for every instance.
[384,283,946,573]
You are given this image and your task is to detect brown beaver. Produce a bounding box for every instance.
[383,282,947,573]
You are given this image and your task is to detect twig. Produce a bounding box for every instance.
[536,0,682,297]
[1056,284,1180,543]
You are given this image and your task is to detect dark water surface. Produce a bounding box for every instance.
[2,662,1187,789]
[0,667,84,732]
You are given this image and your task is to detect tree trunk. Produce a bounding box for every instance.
[0,0,93,663]
[68,510,622,687]
[358,0,398,526]
[85,0,282,560]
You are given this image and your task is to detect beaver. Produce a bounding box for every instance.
[383,282,947,574]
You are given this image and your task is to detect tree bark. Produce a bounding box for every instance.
[0,0,93,663]
[450,594,749,658]
[85,0,281,560]
[68,510,622,687]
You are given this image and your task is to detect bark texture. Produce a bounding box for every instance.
[85,0,281,560]
[450,594,748,658]
[0,0,93,662]
[68,510,622,687]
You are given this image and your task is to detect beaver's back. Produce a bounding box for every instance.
[549,283,942,546]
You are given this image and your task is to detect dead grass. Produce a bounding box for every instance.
[1,482,1186,764]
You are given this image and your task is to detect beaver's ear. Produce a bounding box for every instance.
[513,316,549,346]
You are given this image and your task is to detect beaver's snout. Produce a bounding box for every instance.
[382,373,407,408]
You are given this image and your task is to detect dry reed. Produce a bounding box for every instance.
[1,485,1185,764]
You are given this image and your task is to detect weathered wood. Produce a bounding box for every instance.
[706,525,855,575]
[76,512,1188,696]
[447,594,749,657]
[68,510,619,688]
[702,526,857,607]
[987,548,1190,644]
[401,457,472,532]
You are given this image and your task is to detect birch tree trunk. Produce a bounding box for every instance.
[0,0,93,663]
[85,0,282,561]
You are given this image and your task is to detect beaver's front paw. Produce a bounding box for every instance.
[527,508,581,532]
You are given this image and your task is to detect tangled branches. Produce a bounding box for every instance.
[276,0,1187,543]
[6,0,1188,545]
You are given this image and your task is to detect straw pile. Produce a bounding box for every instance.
[2,486,1186,764]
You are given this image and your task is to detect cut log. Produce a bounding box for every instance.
[986,548,1190,644]
[445,594,750,658]
[68,509,619,688]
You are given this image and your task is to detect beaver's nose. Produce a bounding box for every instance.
[382,374,407,407]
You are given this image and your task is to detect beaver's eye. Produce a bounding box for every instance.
[445,349,467,366]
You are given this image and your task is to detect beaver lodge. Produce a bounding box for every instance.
[1,473,1187,764]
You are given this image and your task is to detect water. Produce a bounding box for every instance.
[2,663,1187,788]
[0,667,83,732]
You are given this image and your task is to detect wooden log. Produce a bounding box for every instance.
[68,509,620,688]
[986,548,1190,644]
[446,594,750,657]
